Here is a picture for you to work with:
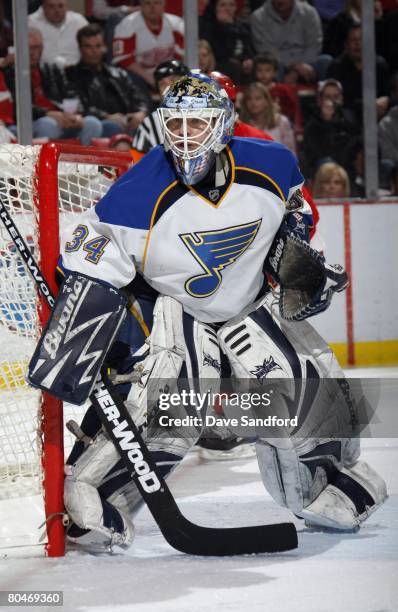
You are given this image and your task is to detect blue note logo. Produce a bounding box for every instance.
[180,219,262,298]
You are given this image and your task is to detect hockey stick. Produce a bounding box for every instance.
[0,198,298,555]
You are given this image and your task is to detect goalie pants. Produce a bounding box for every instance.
[65,293,386,541]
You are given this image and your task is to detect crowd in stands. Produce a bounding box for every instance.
[0,0,397,196]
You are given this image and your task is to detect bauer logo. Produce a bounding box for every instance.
[268,237,284,272]
[94,381,161,494]
[43,279,83,359]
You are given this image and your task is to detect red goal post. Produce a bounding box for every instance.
[0,143,132,557]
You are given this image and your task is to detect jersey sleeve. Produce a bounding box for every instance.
[59,205,142,289]
[59,147,175,287]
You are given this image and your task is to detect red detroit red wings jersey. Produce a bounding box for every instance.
[112,11,184,71]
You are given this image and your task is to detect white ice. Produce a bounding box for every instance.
[1,367,397,612]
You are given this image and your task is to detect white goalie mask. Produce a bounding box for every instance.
[157,72,235,185]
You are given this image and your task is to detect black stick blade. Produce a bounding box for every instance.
[160,513,298,556]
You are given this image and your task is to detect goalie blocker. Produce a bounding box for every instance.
[28,272,127,405]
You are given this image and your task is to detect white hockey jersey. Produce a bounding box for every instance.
[112,11,184,71]
[60,138,305,323]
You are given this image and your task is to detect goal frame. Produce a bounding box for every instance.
[30,142,131,556]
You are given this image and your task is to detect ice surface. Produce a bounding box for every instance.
[1,368,397,612]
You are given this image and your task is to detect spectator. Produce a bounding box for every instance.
[132,58,188,153]
[250,0,325,82]
[112,0,184,90]
[327,24,390,122]
[4,29,102,144]
[253,53,300,126]
[199,0,254,84]
[312,162,351,198]
[323,0,385,59]
[198,39,216,73]
[28,0,88,67]
[89,1,138,63]
[302,78,359,177]
[240,82,296,152]
[323,0,361,57]
[378,102,398,194]
[320,76,362,125]
[209,70,273,140]
[66,24,149,139]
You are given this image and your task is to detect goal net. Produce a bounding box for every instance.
[0,143,131,556]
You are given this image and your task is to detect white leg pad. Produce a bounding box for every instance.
[64,478,104,530]
[344,460,387,512]
[300,485,361,531]
[256,438,339,513]
[300,460,387,531]
[64,478,135,548]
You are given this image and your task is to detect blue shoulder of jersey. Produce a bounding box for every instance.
[95,146,175,230]
[229,137,303,201]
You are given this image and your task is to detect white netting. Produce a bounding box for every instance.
[0,144,119,500]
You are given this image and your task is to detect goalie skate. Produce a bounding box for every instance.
[66,505,135,553]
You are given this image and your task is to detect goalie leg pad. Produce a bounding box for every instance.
[300,460,387,531]
[218,294,303,381]
[219,294,361,439]
[256,438,345,513]
[64,427,185,549]
[127,295,221,442]
[256,441,387,530]
[218,293,349,380]
[64,478,135,549]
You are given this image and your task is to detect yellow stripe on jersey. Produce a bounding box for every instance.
[142,180,178,271]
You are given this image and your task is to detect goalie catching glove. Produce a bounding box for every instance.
[28,272,126,404]
[264,219,348,321]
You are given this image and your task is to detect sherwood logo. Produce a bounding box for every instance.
[0,207,54,306]
[43,279,82,358]
[94,381,161,494]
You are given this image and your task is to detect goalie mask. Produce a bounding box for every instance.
[157,71,235,185]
